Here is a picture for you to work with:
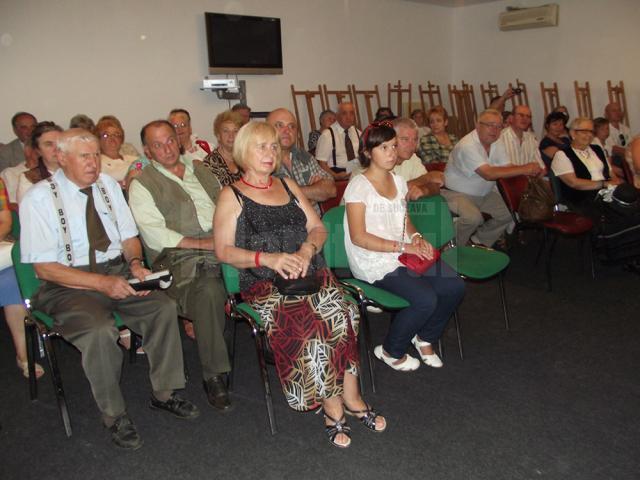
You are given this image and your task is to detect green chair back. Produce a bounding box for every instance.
[10,209,20,239]
[11,242,129,329]
[321,206,350,269]
[221,263,241,295]
[408,195,455,249]
[11,242,40,302]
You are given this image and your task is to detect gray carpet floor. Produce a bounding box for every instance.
[1,234,639,480]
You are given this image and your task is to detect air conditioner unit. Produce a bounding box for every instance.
[499,4,559,31]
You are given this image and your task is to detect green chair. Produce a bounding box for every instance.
[322,206,410,393]
[11,242,134,437]
[10,208,20,239]
[221,263,277,435]
[408,195,511,335]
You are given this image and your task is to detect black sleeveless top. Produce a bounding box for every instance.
[231,178,324,292]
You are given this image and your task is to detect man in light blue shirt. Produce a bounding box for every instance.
[20,129,199,450]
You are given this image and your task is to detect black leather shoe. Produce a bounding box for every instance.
[203,375,232,411]
[106,414,143,450]
[149,393,200,420]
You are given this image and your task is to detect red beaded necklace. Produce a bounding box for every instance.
[240,176,273,189]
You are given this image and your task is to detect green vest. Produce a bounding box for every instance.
[135,159,221,262]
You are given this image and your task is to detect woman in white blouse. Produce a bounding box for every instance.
[96,116,139,187]
[344,121,465,372]
[551,117,622,218]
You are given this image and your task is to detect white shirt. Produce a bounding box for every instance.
[100,153,138,182]
[607,122,631,149]
[393,153,427,182]
[591,138,610,159]
[0,162,28,203]
[315,123,360,170]
[343,173,407,283]
[16,168,55,204]
[551,147,606,181]
[350,153,427,182]
[20,169,138,266]
[444,130,509,197]
[499,127,544,167]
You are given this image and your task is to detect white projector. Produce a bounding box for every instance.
[202,77,237,90]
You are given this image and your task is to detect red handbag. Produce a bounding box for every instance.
[398,249,440,275]
[398,209,440,274]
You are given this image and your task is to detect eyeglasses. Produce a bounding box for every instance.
[172,122,189,129]
[619,134,626,146]
[479,122,503,130]
[574,129,595,135]
[100,132,123,140]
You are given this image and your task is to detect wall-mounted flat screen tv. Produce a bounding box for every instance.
[205,12,283,75]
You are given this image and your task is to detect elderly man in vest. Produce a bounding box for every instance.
[20,129,198,450]
[128,120,231,412]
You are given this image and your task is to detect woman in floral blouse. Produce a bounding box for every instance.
[201,111,243,186]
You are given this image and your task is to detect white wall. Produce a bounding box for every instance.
[452,0,640,131]
[0,0,453,147]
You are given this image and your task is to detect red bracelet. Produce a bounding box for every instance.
[255,251,262,267]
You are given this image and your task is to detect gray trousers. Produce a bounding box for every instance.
[178,271,230,379]
[33,259,185,418]
[441,188,512,247]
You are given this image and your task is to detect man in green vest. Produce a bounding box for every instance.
[128,120,231,412]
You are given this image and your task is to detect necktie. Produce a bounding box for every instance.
[344,128,356,161]
[80,187,111,272]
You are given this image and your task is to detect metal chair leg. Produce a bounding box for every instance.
[358,303,376,394]
[534,228,548,266]
[227,313,238,392]
[545,233,559,292]
[25,317,38,400]
[588,235,596,279]
[42,332,72,437]
[438,339,444,359]
[453,310,464,360]
[129,332,138,364]
[253,328,277,436]
[497,272,510,331]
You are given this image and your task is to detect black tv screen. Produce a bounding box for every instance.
[205,12,283,74]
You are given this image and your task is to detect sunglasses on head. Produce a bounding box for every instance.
[619,134,626,146]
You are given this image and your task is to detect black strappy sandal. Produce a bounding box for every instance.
[324,411,352,449]
[344,403,386,433]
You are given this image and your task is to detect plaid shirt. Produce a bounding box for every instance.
[274,146,332,214]
[418,133,458,164]
[0,179,8,211]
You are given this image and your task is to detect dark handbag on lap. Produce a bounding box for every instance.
[274,273,321,296]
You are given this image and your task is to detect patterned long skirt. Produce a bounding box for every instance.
[242,268,359,411]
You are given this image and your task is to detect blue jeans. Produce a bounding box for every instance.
[373,260,465,359]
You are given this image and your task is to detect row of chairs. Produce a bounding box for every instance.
[291,80,628,148]
[15,195,510,437]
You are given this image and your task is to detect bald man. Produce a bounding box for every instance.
[268,108,336,214]
[604,102,631,164]
[315,102,361,180]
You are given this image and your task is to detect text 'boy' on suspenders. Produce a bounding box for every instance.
[46,177,118,266]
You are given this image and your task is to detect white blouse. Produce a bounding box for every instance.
[343,173,408,284]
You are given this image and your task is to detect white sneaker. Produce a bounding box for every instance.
[373,345,420,371]
[411,335,443,368]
